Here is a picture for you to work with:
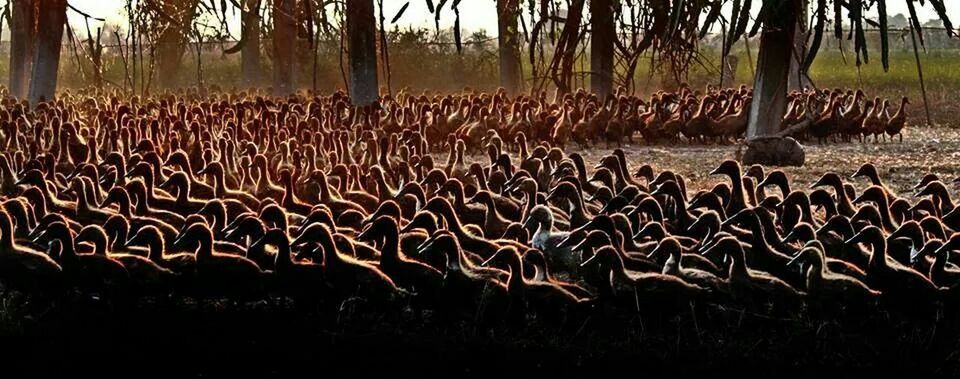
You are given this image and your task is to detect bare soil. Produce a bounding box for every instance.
[577,126,960,197]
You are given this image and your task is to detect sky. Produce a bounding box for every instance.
[5,0,958,40]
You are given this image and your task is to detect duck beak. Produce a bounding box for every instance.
[570,239,587,252]
[480,255,496,267]
[30,229,48,244]
[647,244,665,259]
[781,229,798,245]
[809,178,826,189]
[851,193,866,204]
[708,167,721,176]
[786,252,803,267]
[290,234,307,248]
[416,241,434,255]
[700,241,721,258]
[580,253,600,267]
[356,226,372,242]
[933,243,952,260]
[844,232,864,246]
[521,218,535,230]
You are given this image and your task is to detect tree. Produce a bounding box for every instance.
[742,0,805,166]
[8,0,36,99]
[27,0,67,104]
[711,0,955,166]
[272,0,297,95]
[496,0,522,95]
[155,0,201,89]
[346,0,378,106]
[590,0,615,97]
[242,0,263,86]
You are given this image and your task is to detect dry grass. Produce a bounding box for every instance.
[573,126,960,198]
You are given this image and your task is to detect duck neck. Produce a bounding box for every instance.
[729,250,749,280]
[867,238,888,270]
[195,233,213,260]
[378,226,401,264]
[274,237,293,269]
[874,196,897,232]
[932,252,947,279]
[443,240,464,273]
[936,191,956,215]
[504,253,526,292]
[114,196,132,218]
[0,215,13,251]
[663,250,682,276]
[833,184,856,217]
[728,172,745,210]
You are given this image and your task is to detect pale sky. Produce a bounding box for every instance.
[10,0,960,39]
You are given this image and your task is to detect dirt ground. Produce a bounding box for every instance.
[573,126,960,199]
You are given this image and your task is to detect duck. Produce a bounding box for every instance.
[0,209,64,297]
[32,221,131,299]
[787,241,880,303]
[851,163,897,201]
[482,246,592,320]
[250,228,326,300]
[523,204,578,275]
[357,216,443,295]
[415,231,509,320]
[291,222,403,302]
[648,237,729,295]
[810,172,857,217]
[581,245,707,313]
[172,222,266,299]
[124,225,196,276]
[701,236,804,307]
[466,190,513,239]
[847,226,940,303]
[75,224,175,294]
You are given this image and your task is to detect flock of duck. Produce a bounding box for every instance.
[558,85,908,146]
[0,87,937,328]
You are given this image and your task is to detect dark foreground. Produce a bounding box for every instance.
[3,297,960,377]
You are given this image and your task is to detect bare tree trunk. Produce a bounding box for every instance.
[743,0,805,166]
[787,1,812,91]
[590,0,614,97]
[272,0,297,95]
[27,0,66,105]
[9,0,36,99]
[346,0,379,106]
[242,0,263,86]
[497,0,522,95]
[156,0,200,89]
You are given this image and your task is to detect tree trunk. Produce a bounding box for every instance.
[242,0,263,86]
[8,0,36,99]
[590,0,615,97]
[346,0,379,106]
[787,2,813,91]
[27,0,66,105]
[497,0,522,95]
[272,0,297,95]
[743,0,805,166]
[156,0,200,89]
